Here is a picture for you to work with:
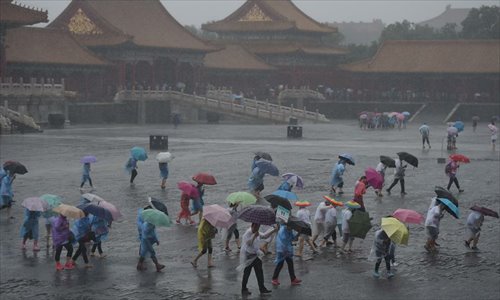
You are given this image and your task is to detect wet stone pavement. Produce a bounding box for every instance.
[0,121,499,300]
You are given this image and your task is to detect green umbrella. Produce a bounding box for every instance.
[141,209,171,227]
[40,194,63,218]
[348,210,372,239]
[226,191,257,205]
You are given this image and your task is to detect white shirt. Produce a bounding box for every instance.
[466,211,484,229]
[425,206,442,228]
[241,228,261,255]
[325,207,337,224]
[375,162,386,174]
[296,208,311,225]
[342,209,353,233]
[314,202,330,223]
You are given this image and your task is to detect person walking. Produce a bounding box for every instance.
[158,162,169,189]
[126,157,139,185]
[445,159,464,193]
[386,157,407,195]
[320,204,338,247]
[424,201,445,252]
[489,121,498,151]
[20,208,41,251]
[419,123,431,149]
[341,205,356,253]
[80,162,94,190]
[311,199,332,247]
[353,176,368,211]
[271,223,302,286]
[176,192,195,225]
[71,213,93,268]
[295,203,317,256]
[90,215,109,258]
[0,170,15,219]
[330,159,347,195]
[224,203,241,252]
[191,218,217,268]
[137,220,165,272]
[464,210,484,251]
[51,215,74,271]
[375,161,388,197]
[370,229,395,279]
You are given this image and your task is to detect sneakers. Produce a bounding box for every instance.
[241,288,252,295]
[64,261,75,270]
[55,262,64,271]
[33,245,40,252]
[156,264,165,272]
[21,243,27,250]
[471,246,479,251]
[189,221,196,226]
[386,189,391,195]
[175,220,181,225]
[372,271,380,278]
[271,279,280,286]
[464,240,471,248]
[387,272,395,279]
[260,288,272,294]
[291,278,302,285]
[401,192,407,195]
[459,189,464,193]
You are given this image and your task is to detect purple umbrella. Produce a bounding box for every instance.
[238,205,276,225]
[365,168,383,189]
[80,155,97,164]
[281,173,304,189]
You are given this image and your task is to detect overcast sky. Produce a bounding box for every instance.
[18,0,498,27]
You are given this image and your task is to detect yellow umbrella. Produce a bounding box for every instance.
[381,217,409,245]
[53,204,85,219]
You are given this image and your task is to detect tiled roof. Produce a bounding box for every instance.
[0,0,48,26]
[418,7,471,29]
[203,0,335,33]
[204,44,275,71]
[342,40,500,74]
[6,27,109,67]
[244,42,347,55]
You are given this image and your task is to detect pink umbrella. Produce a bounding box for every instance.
[392,209,423,224]
[364,168,383,189]
[396,113,405,121]
[203,204,235,228]
[177,181,200,198]
[96,200,123,221]
[22,197,49,212]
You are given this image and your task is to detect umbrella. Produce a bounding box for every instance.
[281,173,304,189]
[388,112,398,118]
[287,216,312,236]
[226,191,257,206]
[472,116,480,121]
[53,204,85,219]
[380,156,396,168]
[203,204,234,228]
[156,152,173,163]
[447,126,458,135]
[345,201,361,209]
[238,205,276,225]
[192,172,217,185]
[80,155,97,164]
[338,153,355,166]
[130,146,148,161]
[141,209,171,227]
[449,154,470,163]
[255,159,279,176]
[81,193,105,203]
[392,208,423,224]
[271,190,298,201]
[322,196,344,207]
[348,210,372,239]
[360,114,368,119]
[396,113,405,121]
[402,111,410,116]
[294,201,311,207]
[21,197,49,212]
[397,152,418,168]
[365,168,383,189]
[77,203,113,222]
[488,123,497,132]
[381,217,409,245]
[470,205,499,218]
[96,200,123,221]
[254,151,272,161]
[2,161,28,175]
[434,186,459,207]
[40,194,62,208]
[265,194,293,210]
[149,197,169,216]
[436,198,460,219]
[177,181,200,198]
[454,121,465,132]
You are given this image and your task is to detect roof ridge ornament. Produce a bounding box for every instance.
[238,3,272,22]
[68,8,103,35]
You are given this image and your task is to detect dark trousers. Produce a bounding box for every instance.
[130,169,138,183]
[55,243,73,262]
[387,178,405,193]
[91,242,103,254]
[80,177,93,188]
[447,176,460,190]
[272,257,296,280]
[72,241,89,263]
[375,256,391,272]
[242,258,265,291]
[422,136,430,146]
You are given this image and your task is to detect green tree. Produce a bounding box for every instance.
[461,6,500,39]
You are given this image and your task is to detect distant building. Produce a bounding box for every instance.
[418,5,471,30]
[328,20,385,45]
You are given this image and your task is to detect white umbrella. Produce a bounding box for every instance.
[156,152,173,163]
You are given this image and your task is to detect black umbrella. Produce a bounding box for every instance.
[149,197,168,216]
[254,151,272,161]
[397,152,418,168]
[380,156,396,168]
[264,194,292,210]
[3,161,28,175]
[77,203,113,222]
[287,216,312,236]
[434,186,459,207]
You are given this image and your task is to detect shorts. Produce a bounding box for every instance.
[191,199,202,212]
[466,226,480,240]
[426,226,439,240]
[313,222,325,237]
[342,232,353,243]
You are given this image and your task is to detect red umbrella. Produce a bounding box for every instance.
[449,154,470,163]
[392,208,423,224]
[470,205,499,218]
[364,168,383,189]
[177,181,199,198]
[192,172,217,185]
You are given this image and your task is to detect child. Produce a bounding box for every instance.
[71,213,93,268]
[20,208,41,251]
[375,161,387,197]
[277,178,294,192]
[320,205,337,247]
[311,199,331,246]
[159,162,169,189]
[80,162,94,190]
[248,164,265,199]
[489,121,498,151]
[137,220,165,272]
[224,203,240,252]
[330,159,346,195]
[51,215,75,271]
[371,229,395,279]
[464,210,484,250]
[341,205,356,253]
[0,170,15,219]
[445,159,464,193]
[191,183,205,223]
[271,223,302,286]
[353,176,368,211]
[424,201,444,252]
[295,203,317,256]
[176,192,195,225]
[90,215,109,258]
[126,157,138,185]
[191,218,217,268]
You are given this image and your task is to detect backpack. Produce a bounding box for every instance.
[445,162,452,174]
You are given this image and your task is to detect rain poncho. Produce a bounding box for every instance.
[236,227,267,272]
[277,181,292,192]
[466,211,484,234]
[197,219,217,251]
[139,222,158,258]
[445,160,459,177]
[137,208,144,240]
[369,229,392,261]
[159,162,169,179]
[419,124,430,137]
[72,216,91,242]
[248,167,265,191]
[82,163,91,182]
[90,215,109,242]
[19,208,41,240]
[274,224,297,264]
[178,193,191,219]
[51,215,72,247]
[330,161,345,187]
[0,172,14,207]
[125,157,137,174]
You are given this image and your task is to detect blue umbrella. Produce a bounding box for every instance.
[339,153,355,165]
[454,121,465,132]
[77,203,113,222]
[402,111,410,116]
[436,198,460,219]
[130,147,148,161]
[255,159,279,176]
[272,190,298,201]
